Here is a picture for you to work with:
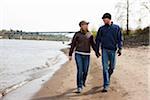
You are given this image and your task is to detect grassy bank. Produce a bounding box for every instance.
[123,26,149,47]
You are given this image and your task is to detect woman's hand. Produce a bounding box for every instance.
[69,56,72,61]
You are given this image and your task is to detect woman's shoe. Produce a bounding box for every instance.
[101,89,108,93]
[76,88,82,93]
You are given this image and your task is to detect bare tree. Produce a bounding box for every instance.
[115,2,126,27]
[115,0,131,35]
[115,0,150,35]
[138,0,150,28]
[126,0,129,35]
[141,0,150,13]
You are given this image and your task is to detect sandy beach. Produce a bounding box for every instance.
[32,46,150,100]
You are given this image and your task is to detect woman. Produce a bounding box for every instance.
[69,20,100,93]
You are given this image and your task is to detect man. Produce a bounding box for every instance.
[96,13,123,92]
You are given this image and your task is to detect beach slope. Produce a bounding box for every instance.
[32,47,150,100]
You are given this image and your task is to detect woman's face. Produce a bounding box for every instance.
[81,24,88,31]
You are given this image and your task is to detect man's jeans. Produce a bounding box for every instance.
[75,53,90,88]
[102,48,116,90]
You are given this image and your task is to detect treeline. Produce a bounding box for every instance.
[0,29,70,41]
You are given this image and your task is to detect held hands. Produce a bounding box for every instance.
[69,56,72,61]
[96,52,101,58]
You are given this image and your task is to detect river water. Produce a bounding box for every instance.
[0,39,68,95]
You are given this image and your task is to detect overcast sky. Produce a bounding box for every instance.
[0,0,149,32]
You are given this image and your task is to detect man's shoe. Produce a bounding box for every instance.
[76,88,82,93]
[101,89,108,93]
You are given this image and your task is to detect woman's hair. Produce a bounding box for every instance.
[80,28,89,34]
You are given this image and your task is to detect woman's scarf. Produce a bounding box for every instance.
[80,28,92,39]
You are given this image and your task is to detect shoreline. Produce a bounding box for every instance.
[32,46,149,100]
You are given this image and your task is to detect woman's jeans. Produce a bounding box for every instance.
[102,48,116,90]
[75,53,90,88]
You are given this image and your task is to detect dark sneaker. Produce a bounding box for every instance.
[101,89,108,93]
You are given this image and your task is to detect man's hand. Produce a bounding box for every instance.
[96,52,101,58]
[69,56,72,61]
[117,49,122,56]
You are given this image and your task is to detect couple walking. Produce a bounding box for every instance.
[69,13,123,93]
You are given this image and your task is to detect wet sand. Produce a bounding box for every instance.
[32,46,150,100]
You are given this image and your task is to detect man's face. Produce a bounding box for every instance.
[103,18,111,25]
[81,24,88,31]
